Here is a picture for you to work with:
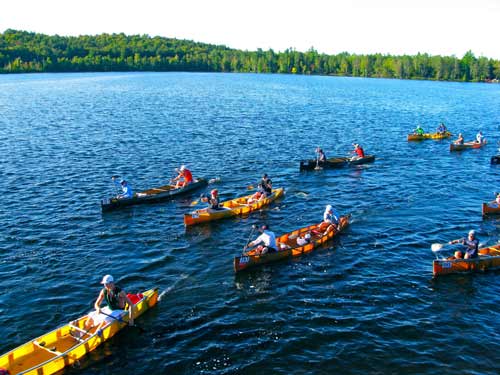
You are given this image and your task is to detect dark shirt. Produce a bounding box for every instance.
[261,178,272,194]
[103,286,122,310]
[462,238,479,258]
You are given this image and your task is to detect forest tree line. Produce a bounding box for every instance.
[1,29,499,82]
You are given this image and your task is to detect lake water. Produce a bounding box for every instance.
[1,72,500,374]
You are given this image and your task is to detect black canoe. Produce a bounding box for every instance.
[101,178,208,211]
[491,155,500,164]
[299,155,376,171]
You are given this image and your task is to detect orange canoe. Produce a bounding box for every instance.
[450,141,486,151]
[433,245,500,276]
[234,215,350,272]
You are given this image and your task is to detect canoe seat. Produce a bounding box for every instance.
[34,340,62,354]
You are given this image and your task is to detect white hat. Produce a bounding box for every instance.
[325,205,333,212]
[305,233,311,240]
[180,165,186,171]
[101,274,114,284]
[468,230,476,236]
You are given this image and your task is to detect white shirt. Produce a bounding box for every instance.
[476,133,484,143]
[254,230,277,249]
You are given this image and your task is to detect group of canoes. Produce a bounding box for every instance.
[0,147,366,375]
[408,123,500,277]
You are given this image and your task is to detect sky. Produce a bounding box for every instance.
[2,0,500,59]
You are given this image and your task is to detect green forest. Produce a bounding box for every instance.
[1,29,499,82]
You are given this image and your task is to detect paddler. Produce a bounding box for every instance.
[245,224,278,254]
[448,230,479,259]
[314,205,339,235]
[436,123,447,134]
[113,177,133,199]
[453,133,464,145]
[173,165,193,188]
[414,125,425,135]
[315,147,326,162]
[260,174,273,195]
[476,131,485,144]
[247,183,265,204]
[351,143,365,160]
[200,189,223,211]
[83,275,134,334]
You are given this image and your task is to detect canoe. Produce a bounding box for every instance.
[0,288,158,375]
[299,155,375,171]
[184,188,285,226]
[482,202,500,216]
[101,178,208,211]
[234,215,350,272]
[407,131,452,141]
[433,245,500,276]
[449,141,487,151]
[491,155,500,164]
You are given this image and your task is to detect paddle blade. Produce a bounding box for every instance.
[431,243,444,252]
[190,200,199,206]
[247,185,254,190]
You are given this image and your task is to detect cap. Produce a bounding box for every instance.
[305,233,311,240]
[325,204,333,211]
[101,275,114,284]
[180,165,186,171]
[468,230,476,236]
[211,189,218,195]
[120,180,126,185]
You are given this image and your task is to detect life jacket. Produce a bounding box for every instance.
[103,286,122,310]
[355,147,365,158]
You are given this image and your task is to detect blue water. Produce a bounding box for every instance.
[1,72,500,374]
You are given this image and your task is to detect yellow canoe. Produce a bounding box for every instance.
[0,288,158,375]
[183,188,284,226]
[407,131,451,141]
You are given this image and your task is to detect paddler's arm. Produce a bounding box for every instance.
[94,289,105,314]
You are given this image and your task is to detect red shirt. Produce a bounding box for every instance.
[355,147,365,158]
[182,169,193,183]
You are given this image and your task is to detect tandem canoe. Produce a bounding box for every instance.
[433,245,500,276]
[184,188,285,226]
[482,202,500,216]
[449,141,487,151]
[299,155,375,171]
[407,131,452,141]
[101,178,208,211]
[0,288,158,375]
[234,215,350,272]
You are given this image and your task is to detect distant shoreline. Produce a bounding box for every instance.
[1,29,499,83]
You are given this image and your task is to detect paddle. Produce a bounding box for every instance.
[111,175,121,196]
[242,224,257,253]
[99,310,145,333]
[314,155,322,170]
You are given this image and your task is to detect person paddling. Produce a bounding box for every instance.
[448,230,479,259]
[173,165,193,188]
[436,123,447,134]
[245,224,278,254]
[414,125,425,135]
[453,133,464,145]
[261,174,273,195]
[201,189,223,211]
[315,147,326,162]
[83,275,135,334]
[314,205,339,235]
[476,131,485,144]
[247,183,265,204]
[351,143,365,160]
[113,177,133,199]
